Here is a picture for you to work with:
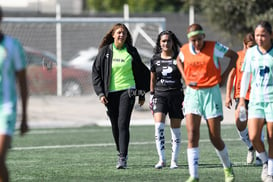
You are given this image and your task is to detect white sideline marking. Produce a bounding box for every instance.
[11,139,241,151]
[16,125,236,135]
[14,128,109,135]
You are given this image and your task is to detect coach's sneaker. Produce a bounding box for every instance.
[170,160,178,169]
[116,156,127,169]
[261,163,268,181]
[224,166,235,182]
[185,176,199,182]
[264,175,273,182]
[154,160,166,169]
[247,149,255,164]
[256,157,263,166]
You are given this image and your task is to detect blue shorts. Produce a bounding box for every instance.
[248,102,273,122]
[183,85,223,120]
[235,98,249,110]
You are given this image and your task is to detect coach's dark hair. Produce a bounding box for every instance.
[154,30,182,57]
[99,23,132,49]
[256,21,272,34]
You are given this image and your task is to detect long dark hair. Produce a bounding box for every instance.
[99,23,133,49]
[153,30,182,57]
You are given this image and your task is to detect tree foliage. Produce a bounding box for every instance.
[86,0,184,13]
[199,0,273,38]
[86,0,273,41]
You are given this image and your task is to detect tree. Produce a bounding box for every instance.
[86,0,184,13]
[87,0,126,13]
[199,0,273,39]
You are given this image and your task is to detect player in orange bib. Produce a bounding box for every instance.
[176,23,238,182]
[225,33,264,166]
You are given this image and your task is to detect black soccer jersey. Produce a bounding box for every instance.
[150,54,183,92]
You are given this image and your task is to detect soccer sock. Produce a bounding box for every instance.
[256,129,265,160]
[258,152,268,164]
[215,146,231,168]
[187,147,199,178]
[268,158,273,176]
[170,127,181,162]
[256,151,260,158]
[155,122,165,162]
[237,128,252,149]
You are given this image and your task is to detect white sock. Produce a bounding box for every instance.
[170,127,181,162]
[187,147,199,178]
[256,151,260,158]
[155,122,165,162]
[258,152,268,164]
[237,128,252,149]
[268,158,273,176]
[215,146,231,168]
[256,129,265,160]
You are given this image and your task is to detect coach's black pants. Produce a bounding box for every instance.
[106,90,135,158]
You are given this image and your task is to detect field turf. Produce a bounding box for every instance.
[8,124,265,181]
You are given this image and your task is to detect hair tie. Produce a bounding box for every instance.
[187,30,204,38]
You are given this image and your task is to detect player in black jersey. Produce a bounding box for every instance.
[150,30,184,169]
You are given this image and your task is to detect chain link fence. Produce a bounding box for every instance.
[2,17,165,125]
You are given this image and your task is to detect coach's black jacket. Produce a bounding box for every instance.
[92,44,150,100]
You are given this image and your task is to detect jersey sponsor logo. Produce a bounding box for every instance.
[113,58,125,63]
[162,66,173,76]
[259,66,270,76]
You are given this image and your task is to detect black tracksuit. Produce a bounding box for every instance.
[92,44,150,157]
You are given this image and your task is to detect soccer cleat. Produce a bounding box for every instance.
[170,160,178,169]
[185,176,199,182]
[247,149,255,164]
[264,175,273,182]
[256,157,263,166]
[154,160,166,169]
[116,156,127,169]
[261,163,268,181]
[224,166,235,182]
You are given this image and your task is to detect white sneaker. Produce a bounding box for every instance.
[262,163,268,181]
[170,161,178,169]
[154,160,166,169]
[247,149,255,164]
[264,175,273,182]
[116,156,127,169]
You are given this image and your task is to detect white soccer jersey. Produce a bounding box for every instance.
[242,45,273,102]
[0,35,26,120]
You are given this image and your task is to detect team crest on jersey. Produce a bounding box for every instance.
[173,60,177,65]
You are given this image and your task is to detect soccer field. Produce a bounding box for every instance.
[8,125,264,182]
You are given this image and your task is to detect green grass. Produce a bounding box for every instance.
[7,125,263,182]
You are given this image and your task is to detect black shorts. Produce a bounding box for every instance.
[235,98,249,110]
[153,90,184,119]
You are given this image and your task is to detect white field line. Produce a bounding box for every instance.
[15,125,236,135]
[11,138,241,151]
[14,128,110,135]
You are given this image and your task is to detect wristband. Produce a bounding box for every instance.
[150,91,154,95]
